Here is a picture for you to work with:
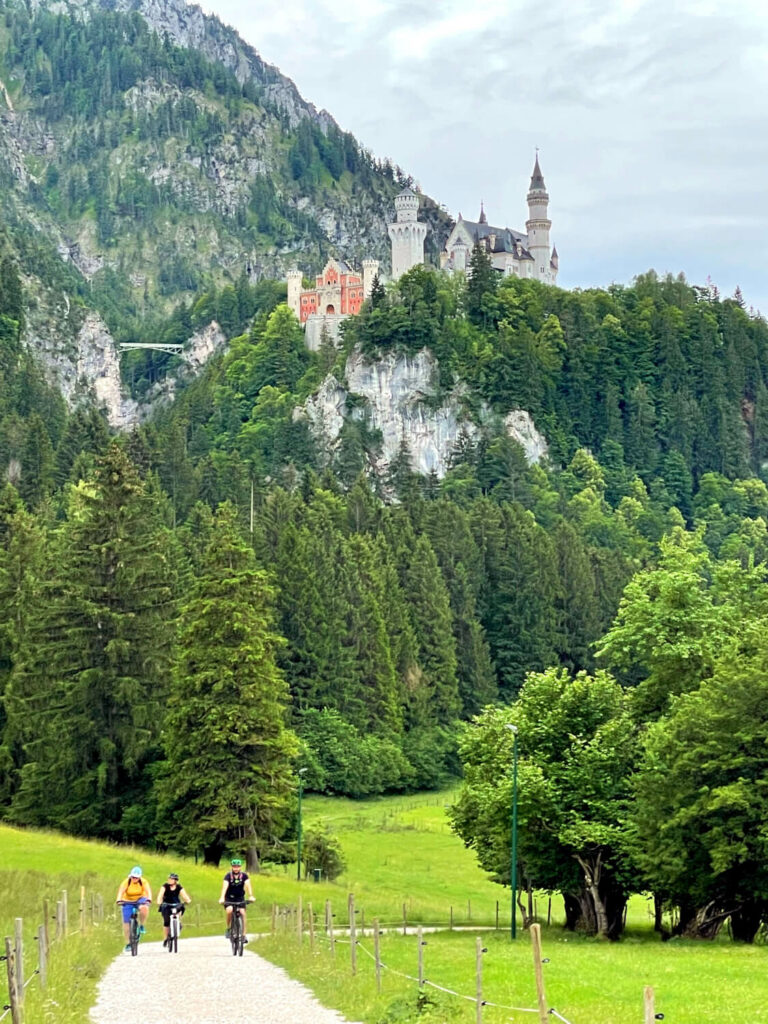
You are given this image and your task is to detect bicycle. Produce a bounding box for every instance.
[225,900,247,956]
[118,901,142,956]
[161,903,184,954]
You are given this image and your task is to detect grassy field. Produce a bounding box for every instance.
[1,790,767,1023]
[257,925,768,1024]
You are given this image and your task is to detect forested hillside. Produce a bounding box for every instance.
[2,251,768,851]
[0,0,450,396]
[1,0,768,944]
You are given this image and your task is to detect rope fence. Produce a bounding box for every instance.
[268,897,663,1024]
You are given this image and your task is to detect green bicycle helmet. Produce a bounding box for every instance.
[230,858,243,867]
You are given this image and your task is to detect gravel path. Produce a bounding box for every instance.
[89,936,362,1024]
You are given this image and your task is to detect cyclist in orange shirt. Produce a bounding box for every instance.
[116,866,152,952]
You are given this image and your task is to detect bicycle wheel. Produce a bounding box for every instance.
[230,911,241,956]
[169,913,178,953]
[130,913,140,957]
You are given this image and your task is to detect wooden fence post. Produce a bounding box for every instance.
[328,900,335,958]
[475,936,483,1024]
[644,986,655,1024]
[308,902,315,952]
[14,919,23,1005]
[55,901,62,941]
[4,936,22,1024]
[417,926,424,989]
[90,893,95,928]
[467,899,472,921]
[349,894,356,975]
[271,903,277,934]
[495,901,499,930]
[42,900,50,954]
[530,923,548,1024]
[360,908,365,937]
[37,924,47,991]
[297,895,303,945]
[80,886,86,935]
[547,897,551,927]
[374,919,381,993]
[61,890,68,935]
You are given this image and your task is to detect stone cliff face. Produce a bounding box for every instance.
[28,311,227,429]
[298,348,548,479]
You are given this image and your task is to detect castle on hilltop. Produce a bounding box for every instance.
[287,155,557,341]
[440,156,558,284]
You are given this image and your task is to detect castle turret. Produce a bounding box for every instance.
[286,268,303,317]
[387,187,427,280]
[362,258,380,299]
[452,236,469,272]
[525,155,553,283]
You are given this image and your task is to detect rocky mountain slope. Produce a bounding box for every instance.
[0,0,452,422]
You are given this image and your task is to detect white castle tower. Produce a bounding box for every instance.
[362,258,380,298]
[526,155,553,283]
[286,268,303,318]
[388,187,427,280]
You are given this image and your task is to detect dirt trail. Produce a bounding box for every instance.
[90,935,361,1024]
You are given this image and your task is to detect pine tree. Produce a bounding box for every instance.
[403,534,460,725]
[465,243,498,328]
[0,487,44,804]
[7,445,178,836]
[19,413,54,507]
[160,504,298,867]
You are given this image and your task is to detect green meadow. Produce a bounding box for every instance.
[1,789,767,1023]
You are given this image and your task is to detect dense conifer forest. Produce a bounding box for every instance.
[2,0,768,944]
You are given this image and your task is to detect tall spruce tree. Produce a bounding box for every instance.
[160,504,297,867]
[6,445,178,836]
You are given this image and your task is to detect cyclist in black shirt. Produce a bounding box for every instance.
[156,872,192,947]
[219,858,254,941]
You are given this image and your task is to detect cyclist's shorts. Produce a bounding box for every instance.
[160,904,185,926]
[121,898,150,923]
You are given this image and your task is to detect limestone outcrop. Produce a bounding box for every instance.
[298,348,548,478]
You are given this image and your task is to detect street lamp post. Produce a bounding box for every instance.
[297,768,307,882]
[505,724,519,939]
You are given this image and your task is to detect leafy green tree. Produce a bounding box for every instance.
[597,529,768,718]
[160,504,298,867]
[301,827,347,881]
[450,668,639,939]
[633,642,768,940]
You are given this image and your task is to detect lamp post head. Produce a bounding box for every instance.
[505,724,518,735]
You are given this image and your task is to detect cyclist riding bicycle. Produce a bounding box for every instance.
[156,872,192,948]
[116,866,152,952]
[218,858,254,942]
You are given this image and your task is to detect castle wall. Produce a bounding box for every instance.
[304,313,347,352]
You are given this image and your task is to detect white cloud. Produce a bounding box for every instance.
[201,0,768,311]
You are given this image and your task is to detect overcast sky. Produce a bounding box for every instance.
[201,0,768,313]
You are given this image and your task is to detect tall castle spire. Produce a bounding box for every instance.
[526,152,553,283]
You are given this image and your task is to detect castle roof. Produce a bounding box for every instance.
[325,257,356,275]
[529,155,546,192]
[459,219,528,253]
[397,186,417,198]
